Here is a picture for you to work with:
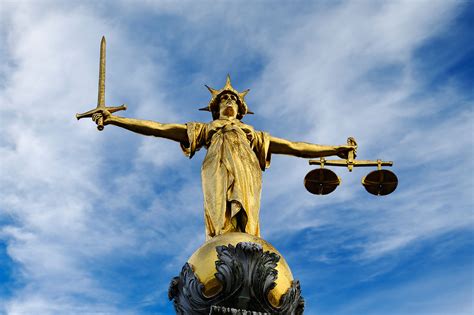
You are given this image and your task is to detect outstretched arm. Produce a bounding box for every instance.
[269,136,356,159]
[93,110,188,144]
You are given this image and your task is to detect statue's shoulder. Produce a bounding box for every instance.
[237,120,261,135]
[186,121,210,129]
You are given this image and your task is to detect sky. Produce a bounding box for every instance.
[0,0,473,314]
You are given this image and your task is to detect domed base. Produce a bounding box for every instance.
[168,233,304,315]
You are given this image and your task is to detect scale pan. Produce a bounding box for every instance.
[304,168,340,195]
[362,169,398,196]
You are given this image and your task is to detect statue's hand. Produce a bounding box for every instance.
[92,109,112,126]
[337,144,357,159]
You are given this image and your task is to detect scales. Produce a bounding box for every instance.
[305,138,398,196]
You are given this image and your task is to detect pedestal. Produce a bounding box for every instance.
[168,233,304,314]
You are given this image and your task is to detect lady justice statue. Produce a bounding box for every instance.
[77,37,358,314]
[90,75,355,240]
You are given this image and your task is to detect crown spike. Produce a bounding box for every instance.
[224,74,233,90]
[239,89,250,98]
[205,84,219,96]
[200,75,253,119]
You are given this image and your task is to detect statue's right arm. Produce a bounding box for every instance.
[103,114,188,144]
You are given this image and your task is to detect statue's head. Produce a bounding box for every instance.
[217,92,239,119]
[199,75,254,120]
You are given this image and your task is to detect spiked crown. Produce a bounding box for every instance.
[199,75,254,120]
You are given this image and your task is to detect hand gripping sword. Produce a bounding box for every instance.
[76,36,127,130]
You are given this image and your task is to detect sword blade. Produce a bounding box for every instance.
[97,36,106,108]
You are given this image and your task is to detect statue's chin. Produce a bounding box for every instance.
[223,107,235,117]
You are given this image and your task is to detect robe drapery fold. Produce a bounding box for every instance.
[180,119,271,239]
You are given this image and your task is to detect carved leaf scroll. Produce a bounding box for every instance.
[169,242,304,314]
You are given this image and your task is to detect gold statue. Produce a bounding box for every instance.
[78,38,356,240]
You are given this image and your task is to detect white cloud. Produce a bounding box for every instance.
[0,2,176,313]
[254,0,472,258]
[0,0,472,314]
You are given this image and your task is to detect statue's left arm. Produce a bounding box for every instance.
[269,136,356,159]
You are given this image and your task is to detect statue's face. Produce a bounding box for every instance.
[218,93,239,119]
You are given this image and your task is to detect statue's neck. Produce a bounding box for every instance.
[217,116,238,122]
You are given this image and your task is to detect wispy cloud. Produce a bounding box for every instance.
[0,1,472,314]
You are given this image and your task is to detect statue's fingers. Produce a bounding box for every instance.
[102,110,111,119]
[92,113,102,122]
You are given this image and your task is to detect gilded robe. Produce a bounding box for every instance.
[181,119,271,239]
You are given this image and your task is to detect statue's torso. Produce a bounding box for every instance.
[203,119,260,172]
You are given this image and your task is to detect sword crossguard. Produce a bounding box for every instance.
[76,104,127,131]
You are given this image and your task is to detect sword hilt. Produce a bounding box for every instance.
[97,116,104,131]
[76,104,127,131]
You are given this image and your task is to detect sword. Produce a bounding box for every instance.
[76,36,127,130]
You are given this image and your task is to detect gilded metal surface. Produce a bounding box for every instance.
[362,169,398,196]
[76,37,127,130]
[304,168,340,195]
[77,42,357,239]
[199,75,253,120]
[308,138,393,172]
[183,119,270,239]
[98,36,106,110]
[308,147,397,195]
[309,157,393,168]
[187,232,294,307]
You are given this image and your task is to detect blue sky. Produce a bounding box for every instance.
[0,1,473,314]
